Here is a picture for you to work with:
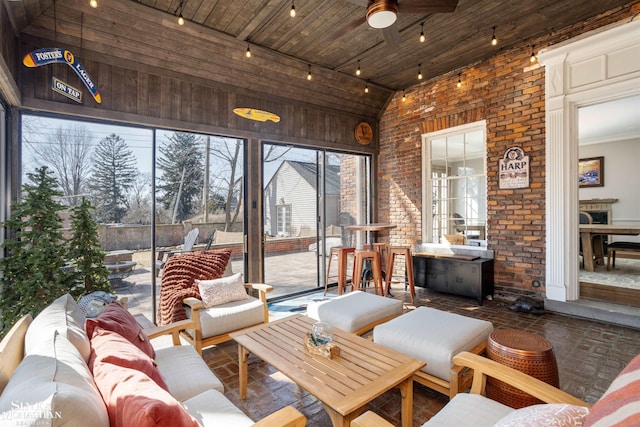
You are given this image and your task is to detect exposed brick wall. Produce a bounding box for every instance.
[378,2,640,299]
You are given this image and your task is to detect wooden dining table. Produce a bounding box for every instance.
[579,224,640,272]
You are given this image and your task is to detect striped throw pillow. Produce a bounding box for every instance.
[584,353,640,426]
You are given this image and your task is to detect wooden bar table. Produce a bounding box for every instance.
[230,315,424,427]
[345,223,397,249]
[579,224,640,271]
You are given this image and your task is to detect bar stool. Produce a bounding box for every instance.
[324,246,355,295]
[385,246,416,304]
[352,249,384,296]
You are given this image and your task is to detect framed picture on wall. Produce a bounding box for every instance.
[578,156,604,188]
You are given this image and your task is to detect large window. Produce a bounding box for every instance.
[422,121,487,246]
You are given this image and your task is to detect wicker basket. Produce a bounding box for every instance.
[485,329,559,409]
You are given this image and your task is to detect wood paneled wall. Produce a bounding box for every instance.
[18,35,379,153]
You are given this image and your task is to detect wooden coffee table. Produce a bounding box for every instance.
[230,315,424,427]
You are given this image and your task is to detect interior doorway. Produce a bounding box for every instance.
[577,95,640,307]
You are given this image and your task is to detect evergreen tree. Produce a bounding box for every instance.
[67,198,111,296]
[0,167,72,334]
[157,132,204,223]
[88,133,138,223]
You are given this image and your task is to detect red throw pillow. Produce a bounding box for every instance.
[584,353,640,426]
[86,301,155,359]
[91,358,199,427]
[89,326,168,391]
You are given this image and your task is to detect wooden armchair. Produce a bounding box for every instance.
[155,228,200,277]
[181,283,273,354]
[352,351,589,427]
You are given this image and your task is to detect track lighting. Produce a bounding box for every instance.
[307,65,312,80]
[364,82,369,93]
[402,91,406,102]
[491,26,497,46]
[530,45,537,63]
[419,22,425,43]
[178,14,184,25]
[245,42,251,58]
[89,0,97,8]
[356,60,361,76]
[290,1,296,17]
[417,64,422,80]
[457,73,462,88]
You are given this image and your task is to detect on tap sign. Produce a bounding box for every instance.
[499,146,530,189]
[52,77,82,103]
[23,48,101,104]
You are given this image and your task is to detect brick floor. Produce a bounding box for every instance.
[200,283,640,426]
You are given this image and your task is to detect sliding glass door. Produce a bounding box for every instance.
[262,143,370,299]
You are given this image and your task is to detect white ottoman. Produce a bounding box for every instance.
[373,306,493,398]
[307,291,403,335]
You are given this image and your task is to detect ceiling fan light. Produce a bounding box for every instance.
[366,1,398,29]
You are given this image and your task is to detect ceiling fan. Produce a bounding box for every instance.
[342,0,459,46]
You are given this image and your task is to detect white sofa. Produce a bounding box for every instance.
[0,294,305,427]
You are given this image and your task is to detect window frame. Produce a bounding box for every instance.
[421,120,487,248]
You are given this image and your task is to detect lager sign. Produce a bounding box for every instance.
[499,147,530,189]
[23,48,101,104]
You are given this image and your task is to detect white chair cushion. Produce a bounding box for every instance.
[423,393,513,427]
[155,345,224,402]
[24,293,90,362]
[0,330,109,427]
[184,389,254,427]
[307,291,403,333]
[374,306,493,381]
[186,296,265,338]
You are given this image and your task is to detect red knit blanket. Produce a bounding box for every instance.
[157,249,231,326]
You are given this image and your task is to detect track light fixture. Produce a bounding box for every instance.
[364,82,369,93]
[176,0,185,25]
[89,0,97,8]
[491,26,497,46]
[356,60,361,76]
[307,65,312,80]
[417,64,423,80]
[245,42,251,58]
[457,73,462,88]
[530,45,537,63]
[419,22,425,43]
[290,0,296,17]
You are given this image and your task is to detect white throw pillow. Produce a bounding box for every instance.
[196,273,248,308]
[24,293,90,363]
[0,330,109,427]
[493,403,590,427]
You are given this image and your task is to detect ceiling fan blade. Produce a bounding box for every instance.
[382,26,400,48]
[398,0,459,13]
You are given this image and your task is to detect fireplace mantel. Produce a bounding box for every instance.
[580,199,618,224]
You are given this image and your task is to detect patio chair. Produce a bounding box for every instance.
[352,351,593,427]
[155,228,199,277]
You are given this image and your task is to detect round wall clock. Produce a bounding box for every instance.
[355,122,373,145]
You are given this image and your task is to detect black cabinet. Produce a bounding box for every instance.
[413,255,494,305]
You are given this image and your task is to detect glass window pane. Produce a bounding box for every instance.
[422,121,487,246]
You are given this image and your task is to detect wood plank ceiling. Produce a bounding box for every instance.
[4,0,637,118]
